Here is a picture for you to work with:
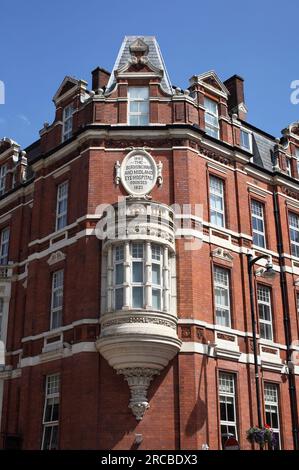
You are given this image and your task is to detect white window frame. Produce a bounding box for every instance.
[240,128,252,152]
[264,383,281,449]
[50,270,64,330]
[218,372,238,447]
[204,97,219,139]
[41,374,60,450]
[62,104,73,142]
[257,285,273,341]
[209,175,225,228]
[214,266,231,328]
[55,181,68,231]
[0,164,7,196]
[128,87,149,126]
[289,212,299,258]
[251,199,266,248]
[0,227,9,265]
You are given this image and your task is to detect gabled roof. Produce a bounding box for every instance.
[53,76,88,105]
[106,36,173,95]
[190,71,229,98]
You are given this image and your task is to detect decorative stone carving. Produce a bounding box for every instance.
[47,251,66,266]
[199,146,232,166]
[129,37,149,55]
[217,332,235,342]
[211,247,234,262]
[119,149,158,197]
[117,368,159,420]
[282,186,299,201]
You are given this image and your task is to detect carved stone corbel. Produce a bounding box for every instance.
[117,368,160,420]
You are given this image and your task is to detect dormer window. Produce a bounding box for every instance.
[0,164,7,196]
[62,104,73,142]
[240,129,252,152]
[204,97,219,139]
[128,87,149,125]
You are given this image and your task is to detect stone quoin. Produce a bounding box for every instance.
[0,35,299,450]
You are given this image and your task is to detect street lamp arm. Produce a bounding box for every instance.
[248,253,269,270]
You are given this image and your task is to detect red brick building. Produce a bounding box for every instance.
[0,36,299,450]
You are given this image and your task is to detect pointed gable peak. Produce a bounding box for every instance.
[190,71,229,98]
[53,76,88,105]
[106,36,173,95]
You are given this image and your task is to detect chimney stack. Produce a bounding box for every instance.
[224,75,247,121]
[91,67,111,92]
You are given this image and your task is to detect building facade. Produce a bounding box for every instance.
[0,36,299,450]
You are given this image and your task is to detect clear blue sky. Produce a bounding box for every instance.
[0,0,298,148]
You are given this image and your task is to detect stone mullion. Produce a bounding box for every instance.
[123,241,131,308]
[163,246,169,312]
[145,241,152,309]
[107,246,113,312]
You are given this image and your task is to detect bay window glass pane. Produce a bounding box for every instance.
[152,288,161,310]
[152,244,161,260]
[133,262,143,282]
[132,243,143,258]
[115,245,124,261]
[115,264,124,284]
[133,287,143,308]
[115,288,123,310]
[152,264,161,285]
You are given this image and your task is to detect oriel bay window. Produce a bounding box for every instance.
[107,242,169,312]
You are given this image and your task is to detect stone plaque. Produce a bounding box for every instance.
[120,150,157,196]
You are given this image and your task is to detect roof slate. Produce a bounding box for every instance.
[251,131,275,172]
[106,36,173,95]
